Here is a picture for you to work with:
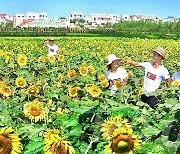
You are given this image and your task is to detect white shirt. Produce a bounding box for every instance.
[106,67,128,95]
[46,44,59,56]
[139,62,170,94]
[172,71,180,81]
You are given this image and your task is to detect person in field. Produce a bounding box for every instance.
[42,37,59,57]
[125,47,171,109]
[105,54,128,95]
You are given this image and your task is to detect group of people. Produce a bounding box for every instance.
[106,48,179,109]
[42,37,179,109]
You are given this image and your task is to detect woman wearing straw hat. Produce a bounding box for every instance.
[42,37,59,57]
[106,54,128,95]
[125,47,171,109]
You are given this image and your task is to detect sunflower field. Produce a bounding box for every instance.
[0,37,179,154]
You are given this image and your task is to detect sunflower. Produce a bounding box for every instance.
[128,71,133,78]
[44,133,75,154]
[142,51,148,57]
[171,80,180,86]
[81,63,87,67]
[38,56,46,63]
[85,84,95,93]
[44,128,60,142]
[79,66,88,76]
[115,80,123,89]
[100,80,109,88]
[15,77,27,88]
[48,56,56,63]
[1,86,12,97]
[67,69,76,78]
[23,99,48,123]
[0,126,22,154]
[17,54,27,66]
[0,81,7,89]
[138,88,143,98]
[98,74,106,81]
[100,116,131,139]
[104,134,141,154]
[87,65,95,74]
[27,85,39,96]
[89,86,102,97]
[68,87,79,97]
[57,55,65,63]
[57,107,64,115]
[57,74,63,83]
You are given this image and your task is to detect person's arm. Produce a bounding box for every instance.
[123,77,128,85]
[125,60,142,67]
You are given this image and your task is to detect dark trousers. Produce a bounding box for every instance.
[141,94,158,109]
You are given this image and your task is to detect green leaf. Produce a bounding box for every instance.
[141,125,161,137]
[23,136,44,154]
[65,124,82,137]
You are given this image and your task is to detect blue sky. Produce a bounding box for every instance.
[1,0,179,18]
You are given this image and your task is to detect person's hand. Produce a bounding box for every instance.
[161,87,166,91]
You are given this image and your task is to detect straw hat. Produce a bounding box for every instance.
[107,54,121,66]
[49,37,54,41]
[152,47,166,59]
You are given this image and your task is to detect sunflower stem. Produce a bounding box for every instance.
[85,137,99,154]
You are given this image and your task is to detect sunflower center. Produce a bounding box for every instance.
[3,88,10,93]
[71,89,77,94]
[20,59,25,63]
[0,135,13,154]
[19,81,24,86]
[30,106,41,116]
[92,89,98,94]
[111,135,134,153]
[117,141,129,150]
[53,141,68,154]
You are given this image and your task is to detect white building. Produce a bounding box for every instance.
[68,12,85,20]
[90,14,119,26]
[13,12,69,28]
[120,15,130,21]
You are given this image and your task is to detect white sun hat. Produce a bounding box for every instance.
[107,54,121,66]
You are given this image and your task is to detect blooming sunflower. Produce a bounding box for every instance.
[0,126,22,154]
[98,74,106,81]
[100,80,109,88]
[68,87,79,97]
[115,80,123,89]
[104,134,141,154]
[100,116,131,139]
[57,74,63,83]
[79,66,88,76]
[27,85,39,96]
[89,86,102,97]
[38,56,46,63]
[171,80,180,86]
[128,71,133,78]
[44,129,75,154]
[15,77,27,88]
[1,86,12,97]
[23,99,48,123]
[48,56,56,63]
[17,54,27,66]
[85,84,95,93]
[44,128,60,142]
[87,65,95,74]
[67,69,76,78]
[57,55,65,63]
